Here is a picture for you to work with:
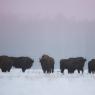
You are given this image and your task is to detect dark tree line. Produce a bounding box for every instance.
[0,55,95,74]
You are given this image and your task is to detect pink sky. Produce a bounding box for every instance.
[0,0,95,21]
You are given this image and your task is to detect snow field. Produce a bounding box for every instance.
[0,69,95,95]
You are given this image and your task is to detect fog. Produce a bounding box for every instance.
[0,0,95,68]
[0,17,95,68]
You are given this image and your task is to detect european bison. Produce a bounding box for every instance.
[60,57,86,74]
[88,59,95,74]
[40,54,55,73]
[12,57,34,72]
[0,56,13,72]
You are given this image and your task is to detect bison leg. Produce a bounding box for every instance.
[81,69,84,74]
[68,70,73,74]
[61,68,65,74]
[88,69,91,73]
[43,70,45,73]
[78,69,80,73]
[47,69,50,73]
[68,69,72,74]
[52,69,54,73]
[7,69,11,72]
[68,70,70,74]
[1,68,7,72]
[43,69,46,73]
[22,68,26,72]
[52,65,54,73]
[92,70,95,74]
[88,67,92,74]
[7,67,12,72]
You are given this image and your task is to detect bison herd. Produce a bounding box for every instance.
[0,55,95,74]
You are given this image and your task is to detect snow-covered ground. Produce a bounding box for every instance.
[0,69,95,95]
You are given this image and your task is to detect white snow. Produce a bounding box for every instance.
[0,69,95,95]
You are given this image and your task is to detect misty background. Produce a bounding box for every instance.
[0,0,95,69]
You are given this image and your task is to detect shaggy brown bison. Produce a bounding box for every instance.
[88,59,95,74]
[40,54,55,73]
[0,56,13,72]
[60,57,86,74]
[12,57,34,72]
